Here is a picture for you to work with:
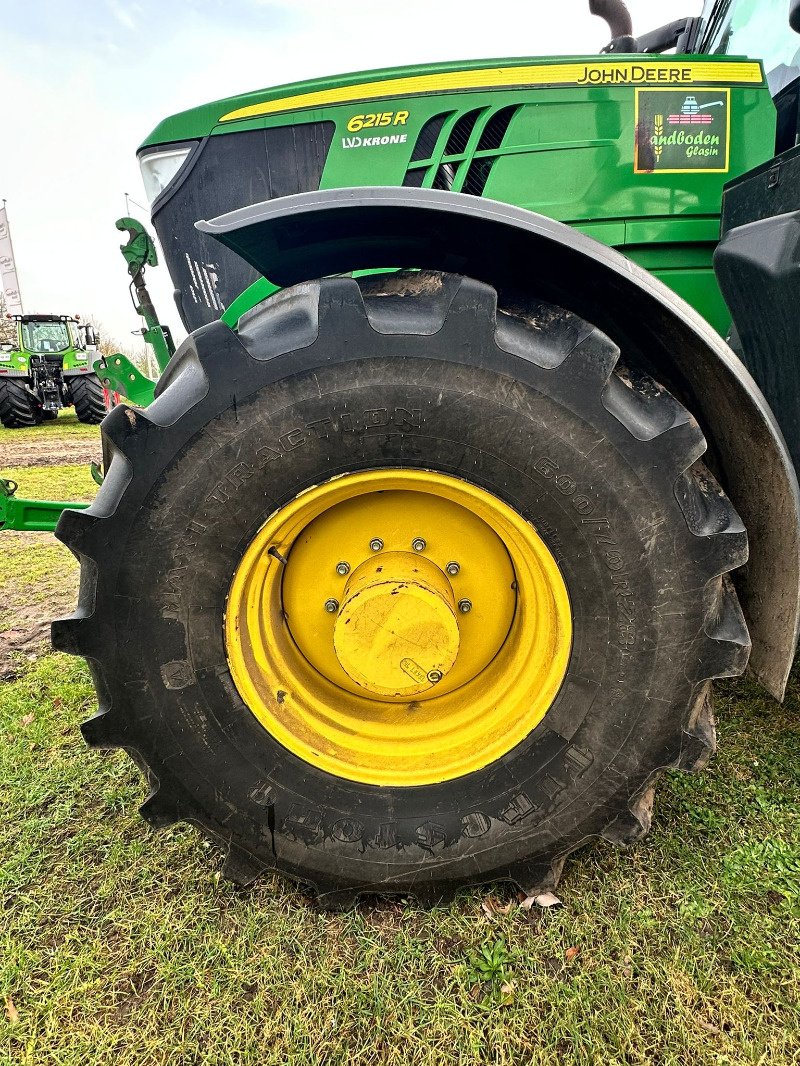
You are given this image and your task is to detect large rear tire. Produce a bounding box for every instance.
[54,273,750,907]
[0,378,42,428]
[71,372,108,424]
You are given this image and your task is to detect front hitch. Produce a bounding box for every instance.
[0,477,88,533]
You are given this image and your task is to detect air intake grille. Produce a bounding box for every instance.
[477,105,518,151]
[443,109,483,155]
[410,114,453,162]
[402,104,519,198]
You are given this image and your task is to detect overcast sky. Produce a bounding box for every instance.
[2,0,699,351]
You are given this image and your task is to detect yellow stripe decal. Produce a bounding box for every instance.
[219,61,764,123]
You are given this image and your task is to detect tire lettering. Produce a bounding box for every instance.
[249,782,276,806]
[461,812,491,838]
[415,821,446,850]
[279,429,306,449]
[564,744,593,775]
[282,805,323,843]
[331,818,363,844]
[501,792,536,825]
[534,455,559,479]
[372,822,398,850]
[572,494,595,516]
[207,462,256,503]
[160,659,194,690]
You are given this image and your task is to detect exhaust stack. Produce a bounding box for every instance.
[588,0,634,41]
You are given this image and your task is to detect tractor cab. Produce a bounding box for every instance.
[19,316,79,355]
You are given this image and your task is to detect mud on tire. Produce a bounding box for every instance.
[54,272,751,907]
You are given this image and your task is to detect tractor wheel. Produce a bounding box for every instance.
[71,373,108,424]
[54,273,750,907]
[0,378,42,428]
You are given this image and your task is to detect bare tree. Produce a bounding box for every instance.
[84,315,160,378]
[0,291,17,345]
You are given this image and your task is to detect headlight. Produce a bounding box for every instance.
[139,146,194,203]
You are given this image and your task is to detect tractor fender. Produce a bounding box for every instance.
[197,187,800,700]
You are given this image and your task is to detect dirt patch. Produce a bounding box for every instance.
[1,435,101,468]
[0,530,80,679]
[0,605,52,679]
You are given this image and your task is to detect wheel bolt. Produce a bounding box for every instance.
[458,598,472,614]
[324,598,339,613]
[369,538,384,552]
[412,538,426,552]
[335,561,350,576]
[446,561,460,576]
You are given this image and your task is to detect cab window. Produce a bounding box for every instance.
[700,0,800,92]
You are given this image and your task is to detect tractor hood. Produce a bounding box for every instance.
[139,53,764,148]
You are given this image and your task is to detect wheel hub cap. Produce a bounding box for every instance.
[224,470,572,786]
[333,553,460,698]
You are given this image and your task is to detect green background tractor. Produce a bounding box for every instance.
[0,313,108,427]
[39,0,800,906]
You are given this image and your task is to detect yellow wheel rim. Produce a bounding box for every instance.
[224,470,572,786]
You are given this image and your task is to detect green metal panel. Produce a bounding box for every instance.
[0,478,88,533]
[141,54,775,335]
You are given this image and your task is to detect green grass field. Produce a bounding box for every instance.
[1,417,799,1065]
[2,409,100,446]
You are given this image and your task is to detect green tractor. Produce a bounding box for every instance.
[18,0,800,906]
[0,313,109,427]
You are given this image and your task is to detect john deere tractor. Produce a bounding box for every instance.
[0,314,109,428]
[32,0,800,905]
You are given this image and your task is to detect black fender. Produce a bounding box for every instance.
[198,187,800,700]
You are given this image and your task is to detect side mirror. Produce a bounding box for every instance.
[792,0,800,34]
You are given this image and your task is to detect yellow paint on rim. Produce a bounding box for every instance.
[219,61,763,122]
[333,552,461,698]
[224,470,572,786]
[281,486,518,702]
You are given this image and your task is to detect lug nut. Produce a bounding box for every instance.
[427,669,443,684]
[445,561,460,576]
[324,598,339,613]
[458,598,472,614]
[412,538,426,552]
[335,561,350,576]
[369,538,384,552]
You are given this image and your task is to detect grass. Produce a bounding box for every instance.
[2,463,98,503]
[0,658,797,1063]
[0,464,95,646]
[1,419,799,1064]
[3,408,100,444]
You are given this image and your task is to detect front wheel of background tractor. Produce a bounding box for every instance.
[54,272,751,907]
[0,378,42,428]
[71,372,109,424]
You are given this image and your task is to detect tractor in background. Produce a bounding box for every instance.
[0,218,173,531]
[0,314,108,427]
